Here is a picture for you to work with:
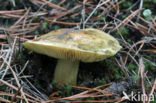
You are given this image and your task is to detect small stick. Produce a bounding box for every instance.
[10,86,22,103]
[1,57,29,103]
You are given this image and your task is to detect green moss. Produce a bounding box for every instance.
[121,15,126,19]
[135,68,139,74]
[0,85,7,91]
[33,16,38,20]
[133,75,138,81]
[99,78,106,85]
[35,31,39,35]
[71,16,76,20]
[151,100,156,103]
[116,27,129,38]
[85,97,95,101]
[16,48,27,65]
[121,0,132,8]
[143,4,150,8]
[34,80,41,89]
[122,1,132,8]
[128,64,135,70]
[0,72,2,79]
[100,16,105,21]
[93,10,98,16]
[144,61,155,71]
[42,21,48,30]
[143,0,156,9]
[54,25,60,30]
[51,80,57,85]
[127,39,131,43]
[104,57,125,80]
[64,85,72,96]
[60,85,72,96]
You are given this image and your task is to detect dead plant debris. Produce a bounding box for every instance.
[0,0,156,103]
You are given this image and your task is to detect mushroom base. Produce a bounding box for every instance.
[54,59,79,86]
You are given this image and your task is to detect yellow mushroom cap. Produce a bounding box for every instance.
[24,28,122,62]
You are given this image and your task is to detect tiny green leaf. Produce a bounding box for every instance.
[42,21,48,29]
[143,9,152,17]
[35,31,39,35]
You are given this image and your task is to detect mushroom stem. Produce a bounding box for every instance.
[54,59,79,85]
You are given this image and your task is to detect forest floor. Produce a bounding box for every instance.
[0,0,156,103]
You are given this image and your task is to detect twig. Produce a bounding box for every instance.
[112,9,142,31]
[1,57,29,103]
[147,79,156,103]
[0,10,25,14]
[10,86,22,103]
[139,57,146,103]
[31,0,66,10]
[84,0,111,26]
[0,97,11,103]
[0,79,41,102]
[0,91,39,103]
[10,8,31,29]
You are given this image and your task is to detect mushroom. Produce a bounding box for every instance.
[24,28,122,85]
